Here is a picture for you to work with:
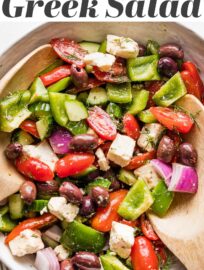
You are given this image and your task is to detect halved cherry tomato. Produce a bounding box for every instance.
[131,236,159,270]
[141,215,159,241]
[125,151,156,170]
[16,156,54,181]
[91,189,128,232]
[123,113,140,140]
[149,107,194,134]
[87,106,117,141]
[5,213,57,244]
[146,81,164,108]
[181,70,202,100]
[55,153,95,178]
[50,38,87,67]
[120,219,139,228]
[40,65,71,86]
[20,120,39,138]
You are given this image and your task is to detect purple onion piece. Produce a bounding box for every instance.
[151,159,172,186]
[49,127,72,155]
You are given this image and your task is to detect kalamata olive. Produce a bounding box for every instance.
[5,143,22,160]
[61,259,74,270]
[71,64,88,88]
[89,186,110,208]
[138,44,146,57]
[109,179,121,191]
[69,134,98,152]
[80,196,95,217]
[86,170,101,182]
[59,182,83,205]
[158,57,178,77]
[37,180,59,199]
[159,43,184,60]
[178,143,197,167]
[157,135,175,163]
[20,181,37,204]
[103,169,121,191]
[71,252,101,270]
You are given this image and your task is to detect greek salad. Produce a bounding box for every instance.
[0,35,203,270]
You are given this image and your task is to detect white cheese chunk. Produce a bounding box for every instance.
[23,141,58,171]
[109,222,135,259]
[107,35,139,59]
[54,245,70,261]
[107,134,135,167]
[134,163,160,189]
[84,52,116,72]
[61,203,79,223]
[95,147,110,171]
[137,123,165,152]
[9,229,44,257]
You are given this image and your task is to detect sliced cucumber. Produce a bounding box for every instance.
[127,89,149,115]
[29,102,51,118]
[27,200,48,212]
[9,194,24,220]
[0,214,17,232]
[67,120,88,135]
[65,100,88,121]
[36,116,53,140]
[107,83,132,104]
[87,87,108,105]
[79,41,100,53]
[78,92,89,104]
[98,40,107,53]
[11,130,34,145]
[118,169,137,186]
[138,109,157,124]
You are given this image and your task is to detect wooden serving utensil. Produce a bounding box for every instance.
[149,94,204,270]
[0,44,58,201]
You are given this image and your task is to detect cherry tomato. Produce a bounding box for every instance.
[91,189,128,232]
[87,106,117,141]
[131,236,159,270]
[20,120,39,138]
[125,151,156,170]
[120,219,139,228]
[149,107,194,134]
[181,70,202,100]
[50,38,87,67]
[40,65,71,86]
[145,81,164,108]
[140,215,159,241]
[123,113,140,140]
[16,156,54,181]
[5,213,57,244]
[55,153,95,178]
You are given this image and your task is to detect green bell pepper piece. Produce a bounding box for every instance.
[127,55,160,82]
[118,179,154,220]
[106,103,122,119]
[86,177,111,193]
[152,72,187,107]
[127,89,149,115]
[138,109,157,124]
[67,120,88,135]
[47,77,71,92]
[27,200,48,212]
[36,115,53,140]
[98,40,107,53]
[29,77,49,104]
[151,180,174,216]
[0,205,9,216]
[107,83,132,104]
[60,220,106,252]
[0,214,17,232]
[100,254,129,270]
[38,59,64,76]
[118,169,137,186]
[146,40,160,55]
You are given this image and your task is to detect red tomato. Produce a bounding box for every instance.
[141,215,159,241]
[20,120,39,138]
[16,156,54,181]
[87,106,117,141]
[146,81,164,107]
[40,65,71,86]
[55,153,95,178]
[125,151,156,170]
[91,189,128,232]
[5,213,57,244]
[50,38,87,67]
[123,113,140,140]
[149,107,194,134]
[181,70,202,100]
[120,219,139,228]
[131,236,159,270]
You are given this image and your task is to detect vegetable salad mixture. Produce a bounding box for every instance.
[0,35,203,270]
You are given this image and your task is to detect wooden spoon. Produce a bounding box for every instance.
[148,94,204,270]
[0,44,58,201]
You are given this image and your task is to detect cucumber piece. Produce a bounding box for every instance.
[79,41,100,53]
[47,77,71,92]
[36,115,53,140]
[27,200,48,212]
[87,87,108,105]
[152,72,187,107]
[100,254,129,270]
[107,83,132,104]
[86,177,111,193]
[138,109,157,123]
[118,169,137,186]
[77,92,89,104]
[73,165,97,179]
[29,102,51,118]
[38,59,64,76]
[98,40,107,53]
[29,77,49,104]
[0,205,9,216]
[127,89,149,115]
[65,100,88,121]
[9,194,24,220]
[0,214,17,232]
[11,130,34,145]
[106,103,122,118]
[42,234,58,249]
[67,120,88,135]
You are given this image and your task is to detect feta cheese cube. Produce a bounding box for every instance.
[107,134,135,167]
[84,52,116,72]
[48,197,67,220]
[107,35,139,59]
[134,163,160,189]
[137,123,165,152]
[23,141,58,171]
[109,222,135,259]
[54,245,70,261]
[95,148,110,171]
[9,229,44,257]
[61,203,79,223]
